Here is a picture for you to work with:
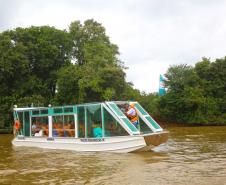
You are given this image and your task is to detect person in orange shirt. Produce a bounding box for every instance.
[14,119,21,135]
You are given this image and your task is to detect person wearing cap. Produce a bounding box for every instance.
[126,103,139,128]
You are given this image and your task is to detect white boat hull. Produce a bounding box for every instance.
[12,136,146,153]
[12,131,169,153]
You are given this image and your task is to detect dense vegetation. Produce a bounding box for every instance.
[159,58,226,125]
[0,19,225,130]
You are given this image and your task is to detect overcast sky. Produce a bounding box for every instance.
[1,0,226,92]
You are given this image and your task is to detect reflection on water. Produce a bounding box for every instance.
[0,126,226,185]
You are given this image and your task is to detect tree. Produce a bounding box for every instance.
[159,64,205,123]
[195,57,226,123]
[55,19,127,104]
[0,26,72,128]
[159,58,226,125]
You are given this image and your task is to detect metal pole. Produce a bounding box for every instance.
[101,104,105,137]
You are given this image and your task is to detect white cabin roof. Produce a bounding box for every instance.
[14,107,46,111]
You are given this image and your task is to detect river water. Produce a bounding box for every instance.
[0,126,226,185]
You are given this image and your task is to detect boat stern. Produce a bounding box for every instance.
[143,131,169,147]
[133,131,169,152]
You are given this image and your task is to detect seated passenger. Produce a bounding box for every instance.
[63,123,69,137]
[32,122,41,136]
[42,125,48,136]
[68,121,75,137]
[93,123,102,138]
[78,123,85,137]
[34,129,43,136]
[53,123,59,137]
[62,121,75,137]
[57,123,64,136]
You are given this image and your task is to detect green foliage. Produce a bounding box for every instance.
[118,82,141,101]
[55,19,127,104]
[159,58,226,125]
[53,64,80,105]
[0,26,72,127]
[139,93,160,117]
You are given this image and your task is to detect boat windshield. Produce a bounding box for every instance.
[114,102,153,134]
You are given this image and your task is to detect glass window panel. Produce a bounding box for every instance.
[146,116,161,129]
[108,102,138,133]
[24,111,30,136]
[31,116,48,137]
[63,115,75,137]
[40,109,48,115]
[52,115,64,137]
[86,105,102,138]
[138,117,153,134]
[134,103,148,115]
[51,115,75,137]
[32,110,39,115]
[103,108,129,137]
[77,106,85,138]
[108,103,125,116]
[54,108,63,114]
[121,118,138,132]
[64,107,73,113]
[17,112,24,135]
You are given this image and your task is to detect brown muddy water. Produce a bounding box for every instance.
[0,126,226,185]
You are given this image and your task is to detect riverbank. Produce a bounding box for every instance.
[158,121,226,129]
[0,129,12,134]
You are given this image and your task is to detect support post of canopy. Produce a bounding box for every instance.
[85,106,87,138]
[74,113,78,138]
[73,106,78,138]
[48,116,53,138]
[48,107,53,138]
[101,104,105,137]
[23,112,25,136]
[29,111,32,137]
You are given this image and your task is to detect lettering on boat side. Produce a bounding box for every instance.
[80,138,105,142]
[47,137,54,141]
[17,135,25,140]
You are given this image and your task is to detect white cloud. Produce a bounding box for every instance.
[1,0,226,92]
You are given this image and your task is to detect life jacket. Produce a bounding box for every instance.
[14,120,21,130]
[127,108,138,123]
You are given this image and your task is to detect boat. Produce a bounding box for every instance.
[12,101,168,153]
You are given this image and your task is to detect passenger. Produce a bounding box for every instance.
[14,119,21,135]
[34,129,43,137]
[68,121,75,137]
[59,123,64,136]
[53,123,59,137]
[93,123,102,138]
[46,125,49,136]
[125,103,139,128]
[34,122,43,137]
[78,122,85,137]
[63,123,69,137]
[42,125,48,136]
[32,123,39,136]
[62,121,74,137]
